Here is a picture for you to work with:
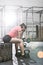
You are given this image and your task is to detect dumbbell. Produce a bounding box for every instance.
[24,49,30,58]
[16,49,21,57]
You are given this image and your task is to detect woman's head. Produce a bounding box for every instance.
[20,23,27,32]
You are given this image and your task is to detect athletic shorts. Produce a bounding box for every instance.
[3,35,11,43]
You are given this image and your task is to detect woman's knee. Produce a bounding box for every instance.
[20,39,23,43]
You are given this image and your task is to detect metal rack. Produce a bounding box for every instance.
[25,6,43,40]
[17,6,43,41]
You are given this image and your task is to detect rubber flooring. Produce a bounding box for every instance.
[0,58,43,65]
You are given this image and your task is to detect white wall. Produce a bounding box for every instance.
[0,0,43,7]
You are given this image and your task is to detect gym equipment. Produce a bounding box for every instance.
[0,42,12,62]
[17,42,43,65]
[29,42,43,63]
[16,41,30,58]
[36,25,38,38]
[24,48,30,58]
[16,49,21,57]
[17,48,30,58]
[26,38,31,43]
[22,38,31,43]
[30,47,43,63]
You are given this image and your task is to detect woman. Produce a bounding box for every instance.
[3,23,27,57]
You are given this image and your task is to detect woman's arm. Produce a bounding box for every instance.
[17,31,23,39]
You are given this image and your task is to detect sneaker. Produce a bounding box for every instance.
[21,54,25,58]
[15,53,21,57]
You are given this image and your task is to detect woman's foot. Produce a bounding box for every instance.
[21,54,25,58]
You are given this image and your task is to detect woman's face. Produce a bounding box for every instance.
[22,26,26,32]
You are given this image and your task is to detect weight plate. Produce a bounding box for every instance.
[30,46,43,63]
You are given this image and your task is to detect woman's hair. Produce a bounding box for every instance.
[20,23,27,29]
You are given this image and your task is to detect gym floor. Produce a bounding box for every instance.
[0,42,43,65]
[0,61,12,65]
[0,59,42,65]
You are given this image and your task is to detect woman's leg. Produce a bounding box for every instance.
[15,43,19,53]
[19,40,24,55]
[10,38,25,56]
